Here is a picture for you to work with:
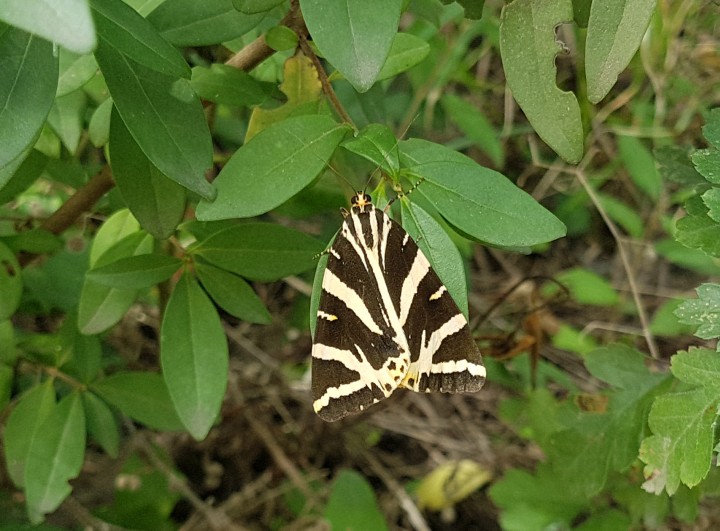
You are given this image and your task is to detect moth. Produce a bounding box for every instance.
[311,192,486,421]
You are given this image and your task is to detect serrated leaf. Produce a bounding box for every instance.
[499,0,582,163]
[87,254,183,289]
[195,262,271,324]
[301,0,402,92]
[161,274,228,440]
[245,55,324,141]
[4,381,56,487]
[342,123,400,176]
[401,199,468,316]
[110,108,186,239]
[24,392,86,524]
[196,115,350,220]
[0,26,58,173]
[82,392,120,458]
[675,284,720,341]
[190,64,271,108]
[148,0,265,46]
[400,139,566,246]
[92,371,184,431]
[692,148,720,185]
[640,348,720,494]
[585,0,657,103]
[0,0,96,54]
[702,187,720,223]
[617,135,661,201]
[654,145,705,185]
[442,93,503,167]
[675,196,720,257]
[0,241,22,321]
[324,470,388,530]
[193,223,324,281]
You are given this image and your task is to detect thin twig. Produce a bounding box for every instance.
[575,170,661,359]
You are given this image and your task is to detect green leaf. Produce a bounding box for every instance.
[375,32,431,82]
[649,298,696,338]
[489,464,586,530]
[617,136,661,201]
[109,108,186,239]
[400,139,567,246]
[161,274,228,440]
[500,0,584,163]
[0,319,17,365]
[82,392,120,458]
[675,283,720,341]
[4,380,56,487]
[24,392,86,524]
[442,93,503,167]
[147,0,265,47]
[596,192,644,238]
[195,262,272,324]
[654,145,705,185]
[655,238,720,276]
[87,254,183,289]
[342,123,400,176]
[47,90,87,154]
[193,223,324,281]
[78,228,154,335]
[196,115,350,220]
[551,323,599,356]
[499,0,583,163]
[0,26,58,173]
[401,199,468,316]
[57,50,98,97]
[0,363,12,411]
[702,187,720,223]
[0,149,48,203]
[90,0,190,78]
[675,196,720,258]
[456,0,485,19]
[324,470,388,531]
[300,0,402,92]
[92,371,185,431]
[93,12,214,199]
[60,318,102,382]
[553,267,619,306]
[0,0,96,54]
[190,64,271,108]
[233,0,285,14]
[585,0,657,103]
[640,348,720,494]
[88,97,113,147]
[0,241,22,321]
[692,148,720,185]
[265,25,299,52]
[309,247,330,339]
[88,209,140,266]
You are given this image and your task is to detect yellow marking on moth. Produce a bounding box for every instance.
[429,286,447,301]
[317,310,338,321]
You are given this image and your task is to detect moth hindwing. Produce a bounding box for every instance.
[311,192,485,421]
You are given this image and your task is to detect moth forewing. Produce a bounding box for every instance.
[311,193,485,421]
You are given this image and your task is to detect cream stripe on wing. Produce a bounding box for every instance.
[398,251,431,327]
[321,268,383,335]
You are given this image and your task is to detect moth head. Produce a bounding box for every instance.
[351,192,373,213]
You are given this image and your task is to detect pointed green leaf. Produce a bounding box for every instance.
[324,470,389,531]
[196,262,271,324]
[87,254,183,289]
[94,33,214,199]
[4,381,56,487]
[376,32,431,82]
[88,97,113,147]
[300,0,402,92]
[342,124,400,176]
[442,93,503,167]
[585,0,656,103]
[25,392,86,524]
[148,0,265,46]
[0,149,48,204]
[190,64,271,108]
[0,25,58,172]
[57,50,98,97]
[400,139,566,246]
[233,0,285,14]
[617,135,661,201]
[92,371,184,431]
[401,199,468,316]
[47,90,87,154]
[196,115,350,220]
[309,247,329,339]
[193,223,324,281]
[0,0,96,54]
[88,209,140,267]
[110,108,186,239]
[161,274,228,440]
[82,392,120,458]
[499,0,583,163]
[90,0,190,78]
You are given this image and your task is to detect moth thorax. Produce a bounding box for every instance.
[350,192,373,213]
